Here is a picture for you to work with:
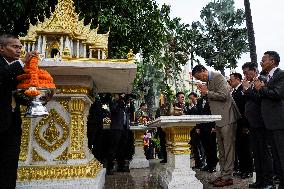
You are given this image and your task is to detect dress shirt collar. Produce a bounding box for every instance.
[234,83,242,91]
[3,57,24,67]
[268,67,278,79]
[208,71,213,81]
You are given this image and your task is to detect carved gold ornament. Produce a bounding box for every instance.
[17,159,102,181]
[19,0,109,54]
[57,85,92,96]
[32,148,46,162]
[19,106,31,161]
[54,148,68,161]
[34,109,69,152]
[165,126,193,155]
[57,98,70,112]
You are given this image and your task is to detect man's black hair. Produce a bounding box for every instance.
[176,91,185,98]
[192,64,207,76]
[188,92,197,98]
[264,51,280,66]
[241,62,258,71]
[230,73,242,81]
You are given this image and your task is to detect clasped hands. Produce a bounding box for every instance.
[242,77,265,91]
[197,83,208,95]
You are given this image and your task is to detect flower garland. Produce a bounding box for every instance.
[17,57,56,96]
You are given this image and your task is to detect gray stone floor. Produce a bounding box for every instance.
[104,160,254,189]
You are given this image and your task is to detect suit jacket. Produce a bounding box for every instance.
[110,99,130,130]
[207,71,241,127]
[231,85,250,129]
[259,68,284,130]
[0,55,24,133]
[196,95,216,131]
[243,85,265,128]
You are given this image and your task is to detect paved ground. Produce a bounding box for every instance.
[104,160,255,189]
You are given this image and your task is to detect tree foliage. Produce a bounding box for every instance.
[192,0,248,75]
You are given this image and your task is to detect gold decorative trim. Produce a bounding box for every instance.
[54,148,68,161]
[69,98,85,159]
[34,109,69,152]
[68,152,86,159]
[165,126,193,155]
[57,99,70,112]
[19,106,31,161]
[133,130,145,147]
[57,85,92,96]
[17,159,102,181]
[32,148,46,162]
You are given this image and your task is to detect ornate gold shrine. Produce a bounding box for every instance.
[17,0,136,188]
[19,0,110,60]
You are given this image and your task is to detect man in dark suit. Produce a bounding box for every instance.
[254,51,284,189]
[229,73,253,179]
[186,92,205,169]
[106,93,131,175]
[0,34,37,188]
[196,95,218,173]
[193,65,241,187]
[242,62,274,188]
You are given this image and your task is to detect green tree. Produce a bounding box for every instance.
[193,0,248,75]
[0,0,190,114]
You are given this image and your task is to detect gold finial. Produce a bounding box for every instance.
[127,49,135,60]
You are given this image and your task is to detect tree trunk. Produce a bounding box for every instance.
[244,0,257,65]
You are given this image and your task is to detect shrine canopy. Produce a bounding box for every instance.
[19,0,136,93]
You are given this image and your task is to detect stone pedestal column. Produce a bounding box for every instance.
[16,86,105,189]
[129,126,149,169]
[159,126,202,189]
[148,115,221,189]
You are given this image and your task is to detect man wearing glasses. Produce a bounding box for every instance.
[255,51,284,189]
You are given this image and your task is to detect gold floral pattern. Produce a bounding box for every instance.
[34,109,69,152]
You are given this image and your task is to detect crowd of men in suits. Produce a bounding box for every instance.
[188,51,284,188]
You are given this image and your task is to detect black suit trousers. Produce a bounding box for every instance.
[269,130,284,188]
[200,128,218,168]
[250,127,274,183]
[106,129,128,170]
[235,125,253,173]
[0,116,22,189]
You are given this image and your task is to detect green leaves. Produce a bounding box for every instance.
[193,0,248,74]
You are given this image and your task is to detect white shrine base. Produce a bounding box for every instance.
[130,146,149,169]
[157,153,202,189]
[16,168,106,189]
